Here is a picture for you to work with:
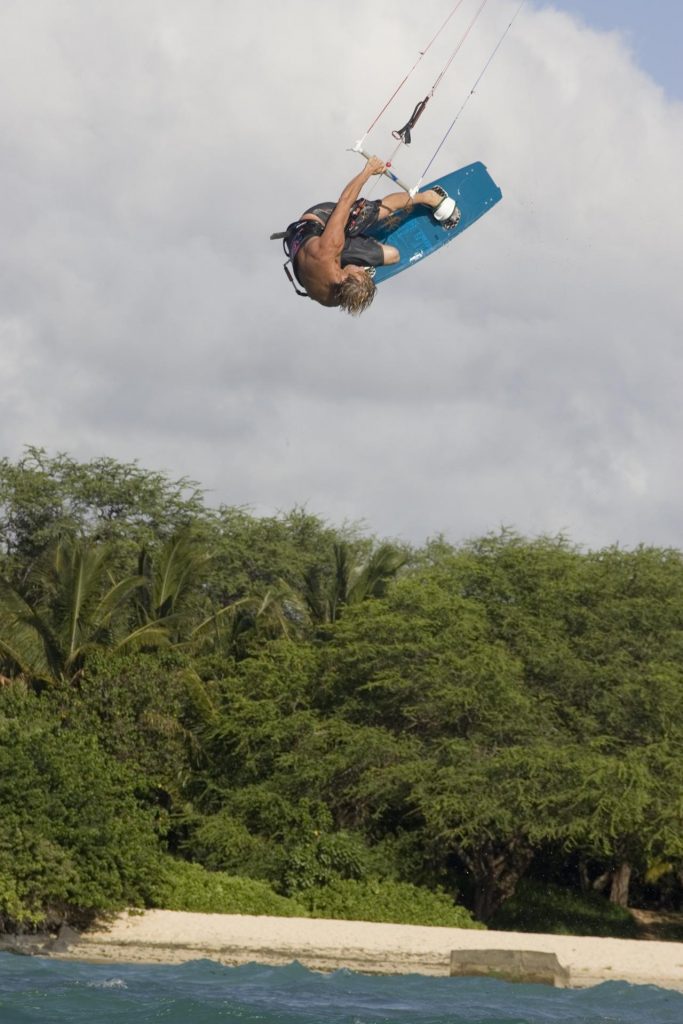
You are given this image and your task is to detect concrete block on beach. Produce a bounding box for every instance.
[450,949,570,987]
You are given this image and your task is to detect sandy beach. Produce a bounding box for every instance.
[56,910,683,991]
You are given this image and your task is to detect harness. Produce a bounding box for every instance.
[269,219,325,298]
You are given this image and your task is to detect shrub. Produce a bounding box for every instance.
[151,859,307,917]
[490,879,639,938]
[302,878,483,928]
[0,688,165,931]
[282,831,370,896]
[182,811,286,881]
[77,651,193,786]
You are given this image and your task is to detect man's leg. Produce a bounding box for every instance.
[377,189,447,221]
[379,243,400,265]
[342,234,400,267]
[343,186,459,267]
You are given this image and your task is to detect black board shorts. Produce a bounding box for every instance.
[302,199,385,267]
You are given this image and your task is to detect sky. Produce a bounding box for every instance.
[549,1,683,99]
[1,0,682,552]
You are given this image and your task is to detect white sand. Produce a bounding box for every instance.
[60,910,683,991]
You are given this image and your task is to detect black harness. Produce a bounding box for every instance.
[270,219,325,298]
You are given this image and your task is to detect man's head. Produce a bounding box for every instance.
[336,266,376,316]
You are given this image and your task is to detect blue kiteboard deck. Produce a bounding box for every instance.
[370,161,502,284]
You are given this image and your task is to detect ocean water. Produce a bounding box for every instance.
[1,954,683,1024]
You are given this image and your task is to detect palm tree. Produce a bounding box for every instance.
[135,528,302,657]
[303,541,408,625]
[136,527,215,636]
[0,535,170,685]
[189,577,310,661]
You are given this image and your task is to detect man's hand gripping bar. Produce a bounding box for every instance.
[350,144,419,197]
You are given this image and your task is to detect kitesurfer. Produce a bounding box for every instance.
[283,156,459,315]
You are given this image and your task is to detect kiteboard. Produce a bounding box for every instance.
[370,161,502,285]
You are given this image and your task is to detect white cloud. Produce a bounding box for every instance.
[0,0,682,549]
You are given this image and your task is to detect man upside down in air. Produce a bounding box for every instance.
[278,156,460,316]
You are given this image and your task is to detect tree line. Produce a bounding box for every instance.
[1,447,683,933]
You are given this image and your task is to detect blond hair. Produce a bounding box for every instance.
[337,271,376,316]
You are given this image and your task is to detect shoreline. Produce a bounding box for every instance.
[51,910,683,991]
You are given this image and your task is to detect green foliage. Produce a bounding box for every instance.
[4,451,683,932]
[184,640,322,806]
[314,560,562,919]
[208,506,338,600]
[491,879,639,938]
[135,527,217,636]
[0,683,164,931]
[321,564,540,743]
[0,536,171,684]
[151,858,307,916]
[303,540,408,626]
[181,811,286,881]
[75,650,195,790]
[0,447,206,571]
[302,878,483,928]
[281,831,370,896]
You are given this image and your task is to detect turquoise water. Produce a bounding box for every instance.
[2,954,683,1024]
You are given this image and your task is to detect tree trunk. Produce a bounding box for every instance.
[592,870,611,893]
[609,861,632,907]
[463,839,534,923]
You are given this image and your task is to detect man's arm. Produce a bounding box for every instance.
[318,156,385,257]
